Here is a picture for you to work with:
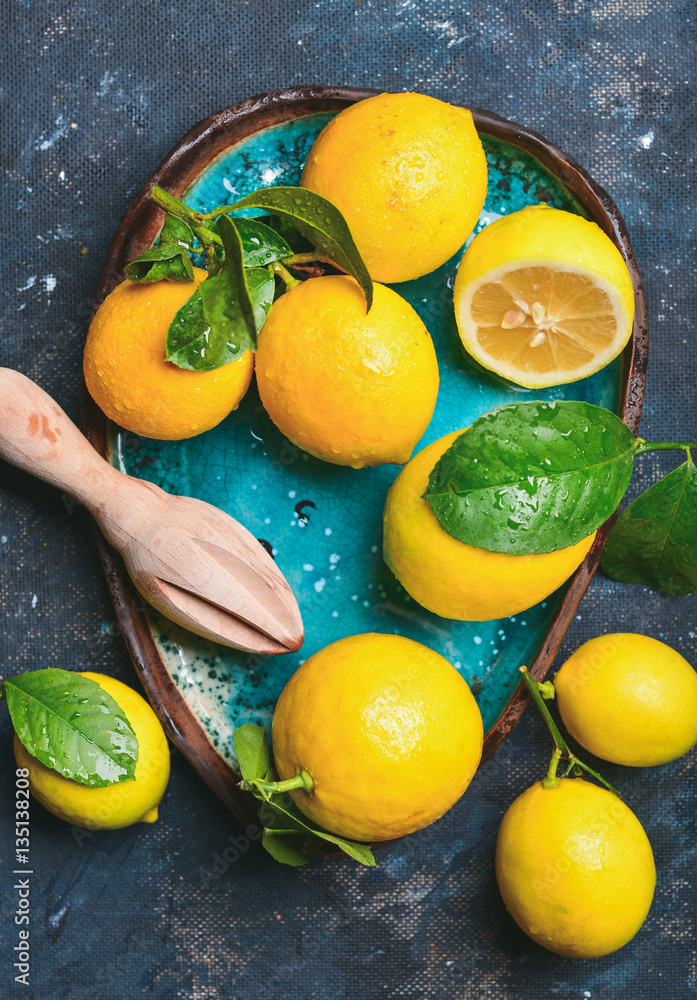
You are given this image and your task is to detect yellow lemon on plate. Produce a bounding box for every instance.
[301,91,487,283]
[84,269,254,440]
[271,633,483,842]
[14,673,170,830]
[255,275,439,468]
[454,204,635,387]
[383,430,595,620]
[554,633,697,766]
[496,777,655,958]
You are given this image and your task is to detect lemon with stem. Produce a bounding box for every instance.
[495,668,655,958]
[244,633,483,842]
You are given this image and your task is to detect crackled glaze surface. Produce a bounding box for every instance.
[111,112,621,768]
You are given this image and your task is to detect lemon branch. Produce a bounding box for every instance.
[635,440,697,458]
[240,770,314,798]
[269,261,301,290]
[519,666,621,797]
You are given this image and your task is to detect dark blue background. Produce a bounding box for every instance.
[1,2,695,997]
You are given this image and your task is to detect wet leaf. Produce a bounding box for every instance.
[246,266,275,332]
[424,400,637,554]
[233,218,292,267]
[125,243,194,283]
[3,669,138,787]
[229,187,373,309]
[166,217,256,371]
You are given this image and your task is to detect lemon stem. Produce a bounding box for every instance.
[635,439,697,457]
[150,185,222,270]
[519,666,622,798]
[270,261,301,290]
[543,747,562,788]
[520,667,570,756]
[240,770,314,797]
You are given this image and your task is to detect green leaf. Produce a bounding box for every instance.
[166,219,257,371]
[259,791,375,867]
[125,213,196,283]
[3,668,139,787]
[424,400,637,555]
[198,216,257,347]
[233,218,292,267]
[233,723,271,781]
[165,289,230,371]
[246,266,275,332]
[160,213,195,248]
[601,458,697,595]
[125,244,194,283]
[268,214,314,254]
[228,187,373,310]
[260,802,322,866]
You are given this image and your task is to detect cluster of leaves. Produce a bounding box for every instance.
[424,400,697,596]
[2,669,139,786]
[125,185,372,373]
[233,723,375,867]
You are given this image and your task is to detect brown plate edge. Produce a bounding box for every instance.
[78,85,649,819]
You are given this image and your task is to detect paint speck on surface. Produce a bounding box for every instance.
[97,70,116,96]
[31,594,38,609]
[637,129,655,148]
[314,578,326,593]
[37,115,70,151]
[17,276,36,292]
[324,528,332,536]
[473,636,482,645]
[302,563,313,572]
[43,275,57,294]
[48,901,70,930]
[0,536,7,545]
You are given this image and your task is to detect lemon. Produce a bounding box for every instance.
[554,633,697,766]
[454,204,635,388]
[301,92,487,283]
[383,430,596,620]
[496,777,655,958]
[84,270,254,440]
[271,633,483,842]
[14,673,170,830]
[255,275,439,468]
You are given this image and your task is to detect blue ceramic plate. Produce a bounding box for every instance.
[84,88,647,822]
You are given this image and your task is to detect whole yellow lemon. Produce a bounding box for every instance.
[84,270,254,440]
[14,673,170,830]
[271,633,483,842]
[255,275,439,468]
[496,778,655,958]
[554,633,697,766]
[383,430,595,620]
[301,92,487,283]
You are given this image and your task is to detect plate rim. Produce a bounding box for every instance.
[79,84,649,827]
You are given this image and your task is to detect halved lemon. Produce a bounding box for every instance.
[454,204,635,388]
